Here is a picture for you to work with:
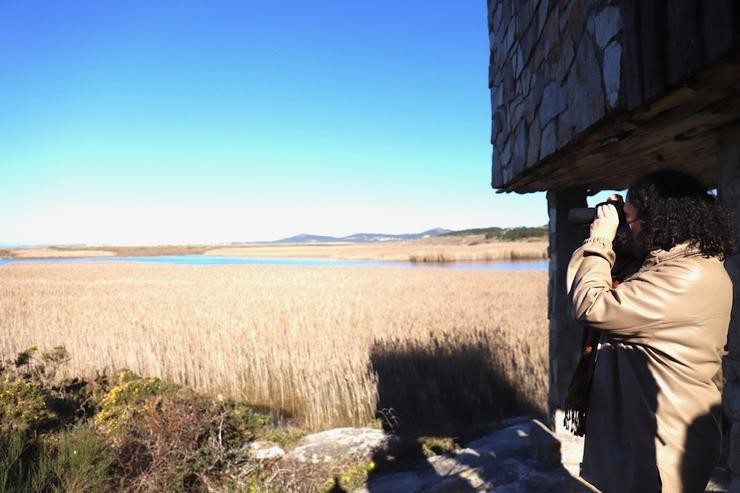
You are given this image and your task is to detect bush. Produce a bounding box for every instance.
[94,370,179,434]
[0,348,281,492]
[0,346,96,434]
[500,226,548,241]
[0,425,113,493]
[39,425,113,493]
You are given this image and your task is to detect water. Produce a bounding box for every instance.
[0,255,548,271]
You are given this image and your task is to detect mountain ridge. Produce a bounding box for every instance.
[273,228,452,244]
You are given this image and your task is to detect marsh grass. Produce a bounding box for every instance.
[5,238,548,263]
[0,264,548,431]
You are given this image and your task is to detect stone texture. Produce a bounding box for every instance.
[489,0,624,179]
[556,115,575,150]
[603,41,622,108]
[359,420,592,493]
[247,441,285,460]
[513,119,529,166]
[284,427,390,464]
[537,0,550,37]
[565,35,604,133]
[501,141,513,168]
[589,6,621,49]
[527,122,542,167]
[542,9,560,56]
[567,1,586,39]
[530,419,562,466]
[540,121,557,159]
[539,81,567,126]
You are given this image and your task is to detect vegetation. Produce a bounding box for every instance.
[0,347,319,492]
[443,225,548,240]
[0,264,548,433]
[5,238,548,262]
[0,344,542,492]
[0,263,550,490]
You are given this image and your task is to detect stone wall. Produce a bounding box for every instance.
[488,0,622,187]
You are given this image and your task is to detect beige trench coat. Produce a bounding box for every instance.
[567,238,731,493]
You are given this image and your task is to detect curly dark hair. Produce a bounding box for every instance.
[626,169,734,258]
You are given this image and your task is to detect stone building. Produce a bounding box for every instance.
[487,0,740,489]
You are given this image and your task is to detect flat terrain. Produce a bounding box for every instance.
[0,263,548,431]
[2,235,548,262]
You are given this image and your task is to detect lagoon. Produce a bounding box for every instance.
[0,255,548,271]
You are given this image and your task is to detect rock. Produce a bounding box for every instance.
[285,427,390,464]
[492,3,503,34]
[539,81,566,126]
[511,98,524,130]
[542,10,560,56]
[540,121,557,159]
[504,18,516,55]
[556,31,576,82]
[501,141,513,168]
[491,84,503,112]
[361,420,592,493]
[603,41,622,109]
[527,122,542,167]
[514,46,525,78]
[557,115,574,150]
[565,35,604,133]
[568,2,586,39]
[530,419,561,466]
[247,440,285,460]
[589,6,621,49]
[513,119,529,168]
[353,471,423,493]
[537,0,550,38]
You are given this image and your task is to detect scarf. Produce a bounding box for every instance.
[563,327,599,436]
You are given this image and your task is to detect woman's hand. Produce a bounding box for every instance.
[590,203,619,242]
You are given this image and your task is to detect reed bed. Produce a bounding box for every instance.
[0,263,548,431]
[206,239,549,263]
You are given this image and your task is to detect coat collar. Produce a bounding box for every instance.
[641,242,703,268]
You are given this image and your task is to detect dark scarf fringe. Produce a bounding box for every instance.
[562,327,600,437]
[563,407,587,437]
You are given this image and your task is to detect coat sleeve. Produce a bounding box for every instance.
[566,238,690,340]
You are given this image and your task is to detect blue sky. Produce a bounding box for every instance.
[0,0,560,245]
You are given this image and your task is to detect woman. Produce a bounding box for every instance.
[567,169,733,492]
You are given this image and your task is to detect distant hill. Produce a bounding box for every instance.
[273,228,452,244]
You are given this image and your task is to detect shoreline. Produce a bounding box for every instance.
[0,238,549,263]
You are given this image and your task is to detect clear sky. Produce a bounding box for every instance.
[0,0,559,245]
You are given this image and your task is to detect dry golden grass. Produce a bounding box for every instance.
[0,263,548,431]
[11,248,116,258]
[205,239,549,262]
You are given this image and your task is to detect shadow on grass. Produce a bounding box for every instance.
[356,334,549,491]
[369,334,543,437]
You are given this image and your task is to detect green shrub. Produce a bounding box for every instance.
[500,226,548,240]
[39,425,113,493]
[0,425,112,493]
[0,346,95,434]
[94,370,179,434]
[0,430,37,492]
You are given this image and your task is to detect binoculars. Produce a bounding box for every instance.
[568,196,626,226]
